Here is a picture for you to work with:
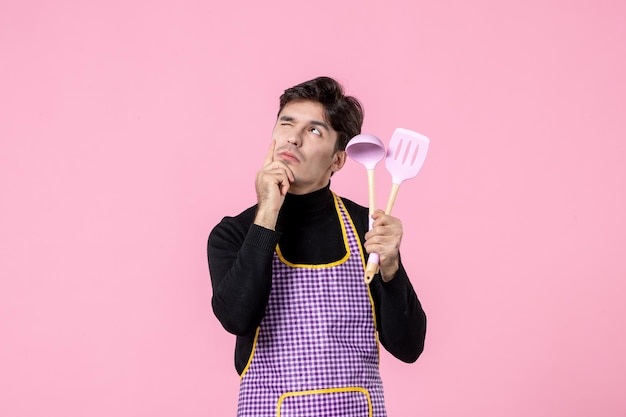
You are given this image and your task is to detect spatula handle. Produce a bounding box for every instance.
[385,183,400,215]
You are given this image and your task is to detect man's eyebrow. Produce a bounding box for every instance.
[279,115,330,132]
[310,120,330,131]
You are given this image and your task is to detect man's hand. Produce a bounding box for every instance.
[253,141,294,230]
[364,210,403,282]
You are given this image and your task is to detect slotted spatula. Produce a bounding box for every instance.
[384,128,430,213]
[364,128,430,283]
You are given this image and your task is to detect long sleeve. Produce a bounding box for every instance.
[208,209,280,336]
[370,262,427,363]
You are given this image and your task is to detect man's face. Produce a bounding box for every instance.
[272,100,346,195]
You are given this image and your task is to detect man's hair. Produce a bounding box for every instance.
[278,76,364,151]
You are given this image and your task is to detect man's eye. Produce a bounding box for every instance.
[311,127,321,136]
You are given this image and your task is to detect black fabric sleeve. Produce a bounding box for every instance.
[370,262,427,363]
[208,211,280,336]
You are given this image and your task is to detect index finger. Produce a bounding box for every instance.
[372,211,401,227]
[263,141,276,166]
[371,209,386,220]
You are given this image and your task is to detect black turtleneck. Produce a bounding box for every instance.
[276,186,346,265]
[208,183,426,374]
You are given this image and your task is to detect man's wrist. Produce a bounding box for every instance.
[380,260,400,282]
[254,207,280,230]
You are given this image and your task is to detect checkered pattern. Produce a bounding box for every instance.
[237,196,386,417]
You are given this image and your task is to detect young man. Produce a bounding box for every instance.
[208,76,426,416]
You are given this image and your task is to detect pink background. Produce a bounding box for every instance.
[1,0,625,416]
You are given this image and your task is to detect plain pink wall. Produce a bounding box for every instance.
[1,0,625,416]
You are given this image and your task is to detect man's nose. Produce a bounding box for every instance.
[287,130,303,146]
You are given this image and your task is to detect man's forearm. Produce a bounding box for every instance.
[374,263,427,363]
[209,222,279,335]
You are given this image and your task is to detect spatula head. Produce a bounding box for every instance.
[385,128,430,184]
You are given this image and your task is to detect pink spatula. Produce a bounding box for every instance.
[363,128,430,283]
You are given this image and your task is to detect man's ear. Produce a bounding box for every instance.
[332,150,347,173]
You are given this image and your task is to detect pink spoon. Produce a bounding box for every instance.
[346,134,386,278]
[346,134,386,217]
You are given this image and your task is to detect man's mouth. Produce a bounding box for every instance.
[277,151,300,163]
